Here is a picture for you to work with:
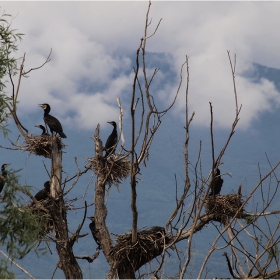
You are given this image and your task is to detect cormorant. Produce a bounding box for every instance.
[88,216,101,248]
[104,121,118,157]
[209,168,224,196]
[0,163,10,193]
[38,103,67,138]
[35,124,49,136]
[33,181,50,203]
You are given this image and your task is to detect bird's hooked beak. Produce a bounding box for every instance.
[5,163,11,168]
[87,216,95,221]
[38,104,45,109]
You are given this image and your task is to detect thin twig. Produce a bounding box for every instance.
[0,250,35,279]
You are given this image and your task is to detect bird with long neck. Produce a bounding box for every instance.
[32,181,50,205]
[104,121,118,157]
[38,103,67,138]
[0,163,10,193]
[209,168,224,196]
[35,124,49,136]
[87,216,101,248]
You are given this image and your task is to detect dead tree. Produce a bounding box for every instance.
[2,2,280,279]
[1,50,87,279]
[84,1,185,278]
[86,2,280,279]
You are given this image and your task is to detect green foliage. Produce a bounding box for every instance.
[0,11,23,90]
[0,93,11,136]
[0,10,23,137]
[0,9,38,275]
[0,169,46,260]
[0,258,15,279]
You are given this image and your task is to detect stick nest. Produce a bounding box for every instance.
[88,154,130,188]
[24,135,65,159]
[109,226,168,273]
[205,194,245,224]
[27,198,54,238]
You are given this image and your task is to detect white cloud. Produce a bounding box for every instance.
[1,1,280,131]
[148,2,280,129]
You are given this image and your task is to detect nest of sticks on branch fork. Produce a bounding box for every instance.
[23,134,65,159]
[109,226,169,274]
[88,154,130,188]
[205,193,245,225]
[26,198,54,238]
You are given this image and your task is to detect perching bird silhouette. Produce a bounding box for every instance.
[209,168,224,196]
[35,124,49,136]
[88,216,101,248]
[33,181,50,204]
[104,121,118,157]
[38,103,67,138]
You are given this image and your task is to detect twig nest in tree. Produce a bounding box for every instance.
[205,193,245,224]
[27,198,54,238]
[24,135,65,159]
[88,154,130,188]
[109,226,168,273]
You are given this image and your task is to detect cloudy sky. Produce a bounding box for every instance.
[2,1,280,131]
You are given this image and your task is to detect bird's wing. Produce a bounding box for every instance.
[44,115,63,131]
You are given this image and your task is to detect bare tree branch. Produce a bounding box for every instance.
[0,250,35,279]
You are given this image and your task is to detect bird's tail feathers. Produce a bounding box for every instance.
[59,132,67,138]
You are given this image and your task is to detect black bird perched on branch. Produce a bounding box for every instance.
[88,216,101,248]
[0,163,10,193]
[38,103,67,138]
[33,181,50,203]
[104,121,118,157]
[35,124,49,136]
[209,168,224,196]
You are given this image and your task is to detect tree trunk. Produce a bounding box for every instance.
[50,197,83,279]
[51,137,63,199]
[116,267,136,279]
[93,125,114,266]
[131,172,138,244]
[50,136,83,279]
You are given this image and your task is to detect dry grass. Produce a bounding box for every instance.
[205,193,244,224]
